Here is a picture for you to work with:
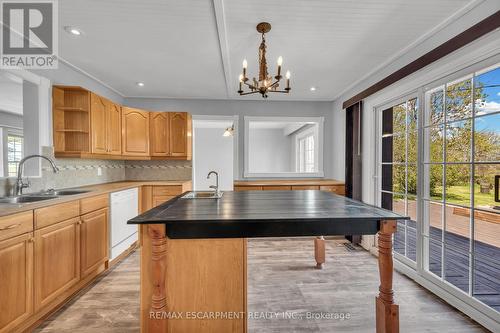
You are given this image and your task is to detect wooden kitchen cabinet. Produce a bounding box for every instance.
[34,217,80,311]
[54,86,192,160]
[0,233,34,333]
[122,107,150,156]
[168,112,191,158]
[90,93,108,154]
[150,112,170,156]
[52,86,91,155]
[91,93,121,155]
[80,208,108,277]
[150,111,192,159]
[107,102,122,155]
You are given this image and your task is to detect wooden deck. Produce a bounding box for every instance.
[394,220,500,312]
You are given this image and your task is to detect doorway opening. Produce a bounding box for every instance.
[192,116,238,191]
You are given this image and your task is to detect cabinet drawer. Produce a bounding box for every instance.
[262,186,291,191]
[291,185,320,190]
[320,185,345,195]
[80,194,109,215]
[35,201,80,229]
[234,186,262,191]
[0,211,33,241]
[152,196,175,208]
[153,186,182,196]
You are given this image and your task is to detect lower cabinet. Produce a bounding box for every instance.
[141,184,191,213]
[34,217,81,311]
[0,233,34,333]
[80,208,108,277]
[152,195,175,207]
[0,196,114,332]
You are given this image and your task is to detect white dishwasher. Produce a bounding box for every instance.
[110,188,139,260]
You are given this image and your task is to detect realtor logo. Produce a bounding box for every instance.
[1,0,58,68]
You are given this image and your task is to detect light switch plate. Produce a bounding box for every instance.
[97,167,102,176]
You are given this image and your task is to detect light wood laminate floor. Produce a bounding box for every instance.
[36,238,488,333]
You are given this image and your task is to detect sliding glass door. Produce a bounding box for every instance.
[380,96,418,265]
[422,65,499,311]
[377,62,499,315]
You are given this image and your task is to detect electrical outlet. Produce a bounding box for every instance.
[97,167,102,176]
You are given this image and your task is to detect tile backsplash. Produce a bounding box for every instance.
[125,160,192,181]
[0,147,192,197]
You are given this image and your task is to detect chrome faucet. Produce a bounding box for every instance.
[16,155,59,196]
[207,171,220,196]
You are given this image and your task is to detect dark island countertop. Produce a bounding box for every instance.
[128,190,409,239]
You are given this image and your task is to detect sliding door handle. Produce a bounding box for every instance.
[495,175,499,203]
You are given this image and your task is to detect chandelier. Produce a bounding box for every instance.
[238,22,291,98]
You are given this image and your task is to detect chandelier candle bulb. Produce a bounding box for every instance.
[286,70,291,90]
[242,59,248,78]
[277,56,283,77]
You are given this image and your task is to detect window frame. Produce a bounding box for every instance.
[6,130,24,178]
[296,128,317,173]
[243,116,325,178]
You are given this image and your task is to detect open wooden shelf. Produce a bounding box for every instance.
[53,86,91,154]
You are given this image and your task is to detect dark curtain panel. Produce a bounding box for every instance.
[345,101,362,244]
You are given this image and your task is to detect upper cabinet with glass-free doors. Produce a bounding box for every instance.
[149,111,192,159]
[52,86,192,161]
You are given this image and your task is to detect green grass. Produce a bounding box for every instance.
[431,184,495,206]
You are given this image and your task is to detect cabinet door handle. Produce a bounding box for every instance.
[0,223,20,231]
[28,237,35,243]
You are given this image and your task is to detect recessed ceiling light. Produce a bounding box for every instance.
[136,82,145,87]
[64,26,83,36]
[310,86,317,91]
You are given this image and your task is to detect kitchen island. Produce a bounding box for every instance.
[129,190,408,333]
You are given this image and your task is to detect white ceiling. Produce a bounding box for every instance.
[0,72,23,115]
[59,0,475,101]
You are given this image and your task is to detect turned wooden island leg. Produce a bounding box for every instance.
[376,220,399,333]
[148,224,168,333]
[314,236,326,269]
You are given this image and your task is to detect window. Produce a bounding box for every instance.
[380,97,418,263]
[7,134,23,177]
[298,134,315,172]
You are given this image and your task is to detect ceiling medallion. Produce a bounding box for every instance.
[238,22,291,98]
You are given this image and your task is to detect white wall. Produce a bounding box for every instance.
[0,111,22,128]
[124,98,335,179]
[248,128,291,173]
[193,127,233,191]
